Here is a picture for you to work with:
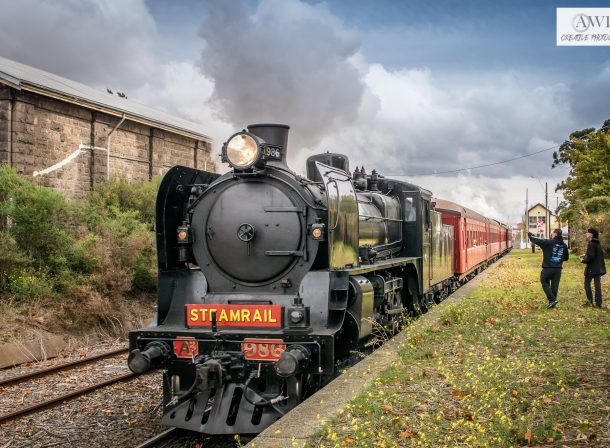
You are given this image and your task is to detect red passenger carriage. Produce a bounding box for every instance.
[434,198,511,282]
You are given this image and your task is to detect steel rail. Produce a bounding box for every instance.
[133,427,180,448]
[0,371,136,424]
[0,347,128,387]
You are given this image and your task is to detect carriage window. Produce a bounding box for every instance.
[404,197,416,222]
[424,201,430,229]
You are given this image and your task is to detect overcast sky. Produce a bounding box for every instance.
[1,0,608,224]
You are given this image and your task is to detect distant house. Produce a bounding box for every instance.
[526,203,561,239]
[0,56,215,199]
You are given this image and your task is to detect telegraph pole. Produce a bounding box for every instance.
[526,188,534,252]
[525,188,528,247]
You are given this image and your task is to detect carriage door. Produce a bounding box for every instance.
[422,199,431,291]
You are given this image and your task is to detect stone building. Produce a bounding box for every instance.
[0,56,215,199]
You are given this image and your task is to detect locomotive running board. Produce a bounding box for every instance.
[162,383,284,434]
[342,256,419,275]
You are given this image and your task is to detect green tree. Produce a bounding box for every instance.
[552,119,610,252]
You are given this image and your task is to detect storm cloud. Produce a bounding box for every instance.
[198,0,367,148]
[0,0,156,91]
[302,65,575,179]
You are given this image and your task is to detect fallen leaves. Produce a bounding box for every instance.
[399,429,417,439]
[578,373,589,382]
[451,388,468,400]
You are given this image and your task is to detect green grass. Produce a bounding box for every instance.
[308,250,610,447]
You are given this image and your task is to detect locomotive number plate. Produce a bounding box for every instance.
[173,337,198,359]
[241,338,286,362]
[261,145,281,160]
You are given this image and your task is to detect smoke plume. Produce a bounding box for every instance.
[199,0,366,149]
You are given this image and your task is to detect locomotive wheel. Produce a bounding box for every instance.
[421,293,434,313]
[406,293,422,316]
[433,290,442,304]
[412,296,428,316]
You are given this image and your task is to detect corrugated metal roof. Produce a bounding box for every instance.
[0,56,211,142]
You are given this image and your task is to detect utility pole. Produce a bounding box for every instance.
[521,188,530,249]
[526,188,534,252]
[545,182,549,238]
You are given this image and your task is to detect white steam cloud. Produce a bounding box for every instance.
[198,0,366,148]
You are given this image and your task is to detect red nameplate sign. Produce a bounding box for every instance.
[186,304,282,328]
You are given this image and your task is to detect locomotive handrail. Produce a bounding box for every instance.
[267,173,327,211]
[359,214,403,222]
[327,179,341,231]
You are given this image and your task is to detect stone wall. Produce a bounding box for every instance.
[0,86,215,199]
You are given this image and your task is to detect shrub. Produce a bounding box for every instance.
[7,181,73,268]
[5,268,54,300]
[0,164,160,333]
[0,231,29,287]
[0,164,28,231]
[132,252,157,292]
[88,177,159,225]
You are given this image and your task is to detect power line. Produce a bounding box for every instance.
[386,143,560,177]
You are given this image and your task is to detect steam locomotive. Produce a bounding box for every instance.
[127,124,511,435]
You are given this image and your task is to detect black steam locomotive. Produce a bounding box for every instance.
[128,124,459,434]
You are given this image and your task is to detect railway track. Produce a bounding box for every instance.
[0,347,128,387]
[0,347,134,424]
[134,428,181,448]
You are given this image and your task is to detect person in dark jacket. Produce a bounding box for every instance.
[580,227,606,307]
[528,229,569,308]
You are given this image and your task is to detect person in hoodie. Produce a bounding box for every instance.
[528,229,569,308]
[580,227,606,308]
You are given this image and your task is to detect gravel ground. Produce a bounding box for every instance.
[0,339,126,383]
[0,354,128,416]
[0,341,243,448]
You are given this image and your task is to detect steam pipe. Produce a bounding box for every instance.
[106,114,126,180]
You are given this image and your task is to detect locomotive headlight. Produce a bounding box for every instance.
[224,132,260,169]
[290,309,305,323]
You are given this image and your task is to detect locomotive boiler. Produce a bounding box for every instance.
[128,123,457,434]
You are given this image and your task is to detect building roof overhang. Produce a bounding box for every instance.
[0,56,212,143]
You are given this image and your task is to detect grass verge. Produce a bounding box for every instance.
[308,250,609,447]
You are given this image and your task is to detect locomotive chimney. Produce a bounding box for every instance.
[247,123,290,169]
